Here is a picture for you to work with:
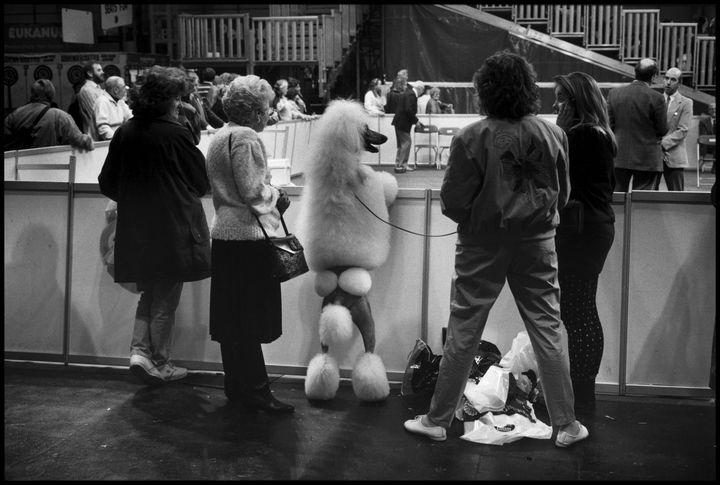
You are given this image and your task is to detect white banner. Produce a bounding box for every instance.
[100,4,133,31]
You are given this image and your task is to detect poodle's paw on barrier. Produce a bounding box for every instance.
[352,352,390,402]
[305,353,340,400]
[319,303,354,344]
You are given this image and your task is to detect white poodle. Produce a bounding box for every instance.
[297,99,398,402]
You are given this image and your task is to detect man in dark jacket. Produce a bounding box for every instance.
[391,79,425,173]
[4,79,93,151]
[607,58,668,191]
[98,66,211,385]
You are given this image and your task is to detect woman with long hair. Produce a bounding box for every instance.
[553,72,617,416]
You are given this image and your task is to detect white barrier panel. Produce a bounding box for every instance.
[625,196,716,388]
[4,190,69,354]
[3,184,716,393]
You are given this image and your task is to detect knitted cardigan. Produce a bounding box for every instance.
[205,124,281,240]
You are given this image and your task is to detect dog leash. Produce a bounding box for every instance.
[353,194,457,238]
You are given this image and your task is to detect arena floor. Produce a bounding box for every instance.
[4,361,715,480]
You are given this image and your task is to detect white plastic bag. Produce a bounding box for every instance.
[499,331,539,378]
[463,365,509,415]
[459,404,552,446]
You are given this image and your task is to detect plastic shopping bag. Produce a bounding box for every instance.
[459,404,552,445]
[499,331,539,378]
[462,365,509,415]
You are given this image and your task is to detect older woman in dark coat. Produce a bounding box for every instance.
[98,65,211,385]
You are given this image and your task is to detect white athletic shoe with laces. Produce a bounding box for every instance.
[555,421,589,448]
[403,415,447,441]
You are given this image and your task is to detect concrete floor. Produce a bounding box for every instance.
[4,361,716,480]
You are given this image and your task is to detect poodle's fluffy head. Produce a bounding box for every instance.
[305,100,386,185]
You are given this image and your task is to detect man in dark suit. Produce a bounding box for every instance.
[698,102,716,173]
[392,80,425,173]
[607,58,668,191]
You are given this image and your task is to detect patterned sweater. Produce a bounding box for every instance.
[205,124,281,240]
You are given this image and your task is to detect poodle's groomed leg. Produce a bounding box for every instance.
[347,296,389,402]
[349,296,376,353]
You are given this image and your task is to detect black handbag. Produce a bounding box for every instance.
[254,212,309,282]
[557,199,584,235]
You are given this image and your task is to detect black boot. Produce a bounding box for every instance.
[573,380,596,420]
[238,383,295,413]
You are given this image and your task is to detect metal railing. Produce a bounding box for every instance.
[549,4,585,37]
[585,5,622,50]
[659,22,697,75]
[621,9,660,62]
[694,36,716,89]
[178,14,251,61]
[252,16,321,63]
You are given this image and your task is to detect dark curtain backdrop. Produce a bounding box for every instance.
[382,5,632,114]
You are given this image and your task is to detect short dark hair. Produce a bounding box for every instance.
[128,65,187,118]
[83,60,100,79]
[201,67,216,83]
[473,51,540,120]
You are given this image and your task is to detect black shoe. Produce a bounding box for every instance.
[393,167,406,174]
[231,383,294,413]
[239,392,295,413]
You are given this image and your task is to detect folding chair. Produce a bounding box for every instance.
[437,127,459,169]
[413,124,439,169]
[697,134,716,187]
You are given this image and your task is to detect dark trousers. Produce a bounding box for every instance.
[220,340,269,399]
[662,162,685,191]
[394,128,412,167]
[614,168,661,191]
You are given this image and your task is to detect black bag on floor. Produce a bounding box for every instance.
[401,339,442,396]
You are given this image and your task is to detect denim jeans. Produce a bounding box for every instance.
[426,235,575,429]
[131,280,184,365]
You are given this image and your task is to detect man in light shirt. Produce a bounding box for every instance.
[77,60,106,141]
[94,76,133,141]
[660,67,693,191]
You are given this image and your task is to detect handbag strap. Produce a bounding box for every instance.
[227,132,289,239]
[28,105,51,134]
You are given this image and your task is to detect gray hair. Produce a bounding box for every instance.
[222,75,275,126]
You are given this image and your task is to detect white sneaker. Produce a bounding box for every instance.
[129,354,164,385]
[156,362,188,382]
[555,421,589,448]
[403,415,447,441]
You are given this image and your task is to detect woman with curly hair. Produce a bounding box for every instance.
[553,72,617,415]
[403,51,588,448]
[99,65,212,385]
[205,75,294,413]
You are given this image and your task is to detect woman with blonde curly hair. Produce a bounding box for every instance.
[205,75,294,413]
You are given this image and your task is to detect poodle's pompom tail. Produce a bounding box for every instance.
[352,352,390,402]
[377,171,400,207]
[314,270,338,297]
[338,267,372,296]
[319,303,354,345]
[305,353,340,400]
